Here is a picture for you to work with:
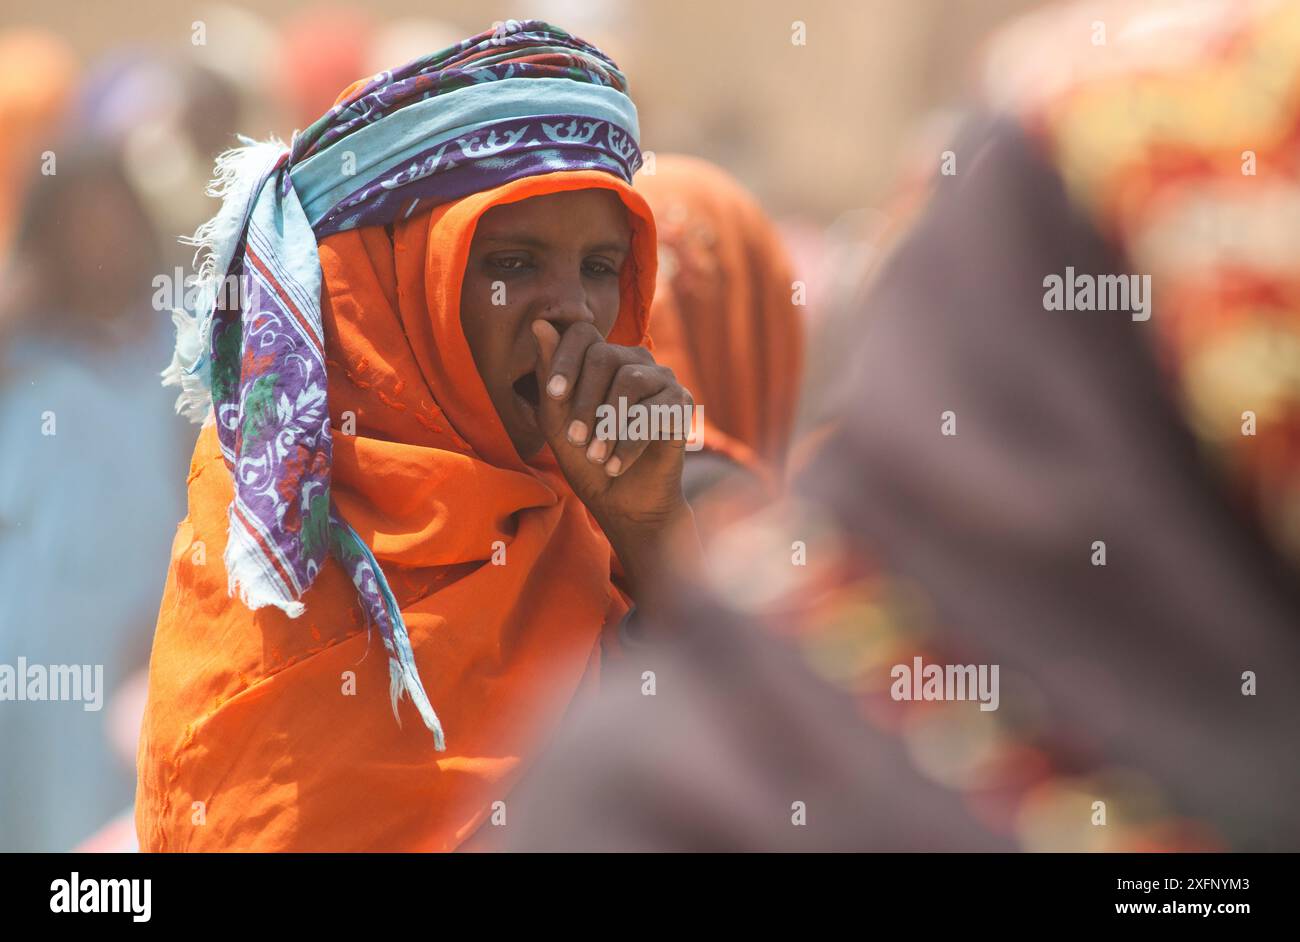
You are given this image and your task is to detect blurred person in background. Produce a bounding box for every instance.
[71,49,243,270]
[502,0,1300,852]
[57,47,245,853]
[268,4,464,143]
[271,5,376,134]
[0,42,195,848]
[635,155,805,537]
[0,29,77,364]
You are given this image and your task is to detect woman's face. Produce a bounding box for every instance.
[460,188,632,460]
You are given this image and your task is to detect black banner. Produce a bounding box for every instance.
[1,852,1285,927]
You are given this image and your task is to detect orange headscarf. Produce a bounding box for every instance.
[635,154,804,475]
[136,170,657,851]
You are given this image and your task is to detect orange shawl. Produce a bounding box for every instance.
[635,154,804,474]
[136,170,657,851]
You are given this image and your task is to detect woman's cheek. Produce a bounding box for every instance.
[602,297,623,334]
[465,271,496,308]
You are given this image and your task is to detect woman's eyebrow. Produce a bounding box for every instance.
[478,234,631,253]
[478,233,548,247]
[585,239,631,254]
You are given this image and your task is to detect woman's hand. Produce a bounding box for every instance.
[531,319,700,611]
[532,319,693,527]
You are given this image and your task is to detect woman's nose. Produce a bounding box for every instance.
[535,275,596,330]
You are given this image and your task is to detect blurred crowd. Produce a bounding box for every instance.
[2,0,1298,852]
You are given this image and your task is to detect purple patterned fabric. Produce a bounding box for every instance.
[293,30,630,161]
[313,114,640,237]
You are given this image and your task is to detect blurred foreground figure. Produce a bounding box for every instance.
[635,155,804,522]
[503,0,1300,852]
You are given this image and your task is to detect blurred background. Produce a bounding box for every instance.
[3,0,1296,853]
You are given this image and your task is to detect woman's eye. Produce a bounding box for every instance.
[584,258,618,277]
[489,255,532,273]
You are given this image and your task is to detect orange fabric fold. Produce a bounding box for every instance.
[136,170,657,851]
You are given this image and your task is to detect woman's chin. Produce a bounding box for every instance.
[513,433,547,463]
[505,399,546,462]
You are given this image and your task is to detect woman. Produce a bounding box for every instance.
[136,21,697,852]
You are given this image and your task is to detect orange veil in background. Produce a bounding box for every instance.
[136,170,656,851]
[635,154,804,475]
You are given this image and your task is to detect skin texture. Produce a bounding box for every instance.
[460,188,701,615]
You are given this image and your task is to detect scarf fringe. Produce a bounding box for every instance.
[163,137,288,425]
[160,306,211,422]
[223,510,307,619]
[386,655,447,752]
[182,136,287,295]
[337,521,446,751]
[374,550,446,751]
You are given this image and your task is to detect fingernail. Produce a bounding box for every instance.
[567,420,588,444]
[587,438,609,463]
[604,456,622,477]
[547,375,567,398]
